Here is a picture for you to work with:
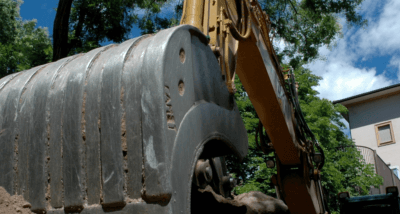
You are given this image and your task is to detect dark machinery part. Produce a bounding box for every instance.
[338,186,400,214]
[193,159,213,189]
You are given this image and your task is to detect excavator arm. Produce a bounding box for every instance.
[181,0,329,213]
[0,1,328,213]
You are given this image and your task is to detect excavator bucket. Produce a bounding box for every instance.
[0,25,248,213]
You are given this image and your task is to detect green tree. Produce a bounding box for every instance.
[0,0,52,78]
[161,0,366,68]
[224,74,278,197]
[0,0,19,44]
[137,1,182,35]
[294,67,382,212]
[260,0,366,68]
[227,67,382,213]
[52,0,169,61]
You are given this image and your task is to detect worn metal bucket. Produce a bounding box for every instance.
[0,25,248,213]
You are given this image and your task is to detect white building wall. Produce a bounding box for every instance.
[349,93,400,167]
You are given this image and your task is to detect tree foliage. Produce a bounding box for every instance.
[53,0,169,61]
[294,67,382,212]
[137,0,182,35]
[228,66,382,213]
[154,0,366,68]
[260,0,366,68]
[0,0,52,78]
[224,74,278,197]
[0,0,19,44]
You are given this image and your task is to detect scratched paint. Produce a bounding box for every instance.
[145,136,158,169]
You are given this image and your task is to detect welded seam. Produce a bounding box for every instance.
[120,36,149,201]
[10,70,34,196]
[12,65,48,194]
[141,119,146,199]
[19,65,49,105]
[45,123,51,210]
[50,55,81,89]
[81,90,88,206]
[129,35,156,203]
[60,101,65,208]
[98,65,104,205]
[44,55,83,211]
[15,65,50,200]
[0,72,25,196]
[121,85,128,199]
[13,134,18,195]
[122,35,151,64]
[81,45,114,206]
[85,45,115,86]
[0,72,23,93]
[98,110,103,204]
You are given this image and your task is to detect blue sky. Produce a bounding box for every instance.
[19,0,143,39]
[305,0,400,101]
[20,0,58,35]
[19,0,180,43]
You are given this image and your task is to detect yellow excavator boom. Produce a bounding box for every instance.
[0,1,328,213]
[181,0,329,213]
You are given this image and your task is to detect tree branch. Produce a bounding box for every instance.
[288,0,298,15]
[52,0,73,61]
[68,1,87,54]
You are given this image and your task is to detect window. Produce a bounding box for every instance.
[375,121,396,146]
[390,166,400,179]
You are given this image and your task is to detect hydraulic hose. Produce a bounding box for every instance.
[224,0,252,41]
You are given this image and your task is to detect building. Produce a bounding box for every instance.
[333,83,400,193]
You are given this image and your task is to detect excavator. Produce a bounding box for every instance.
[0,0,329,213]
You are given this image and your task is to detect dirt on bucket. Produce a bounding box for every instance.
[0,187,33,214]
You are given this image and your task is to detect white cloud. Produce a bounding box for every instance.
[356,0,400,56]
[359,0,384,20]
[313,63,392,101]
[133,0,180,19]
[273,38,291,63]
[307,41,393,101]
[305,0,400,102]
[389,56,400,81]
